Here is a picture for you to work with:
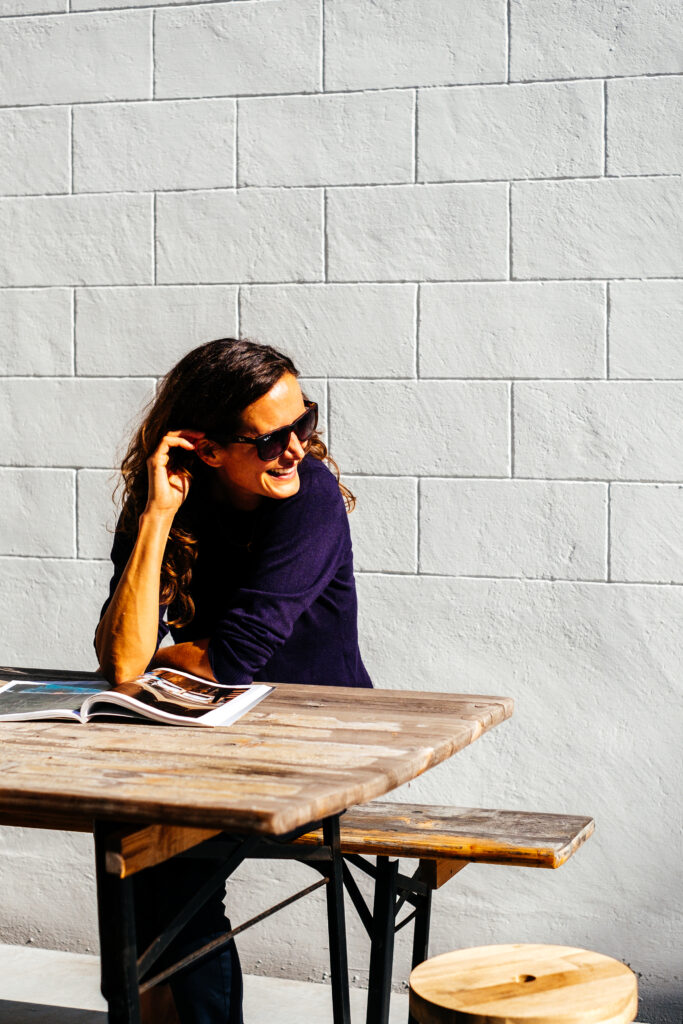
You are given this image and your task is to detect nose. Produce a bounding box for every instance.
[282,431,306,461]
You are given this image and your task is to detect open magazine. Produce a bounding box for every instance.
[0,666,273,727]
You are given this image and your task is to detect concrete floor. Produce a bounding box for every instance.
[0,944,410,1023]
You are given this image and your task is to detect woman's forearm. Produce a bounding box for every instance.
[95,510,175,685]
[150,637,216,680]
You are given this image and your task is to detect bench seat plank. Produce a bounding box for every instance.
[296,803,595,869]
[1,803,594,877]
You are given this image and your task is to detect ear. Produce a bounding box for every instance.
[193,438,226,467]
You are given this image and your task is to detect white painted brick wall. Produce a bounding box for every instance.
[609,282,683,378]
[154,1,321,98]
[330,380,510,475]
[240,284,416,377]
[0,289,72,374]
[324,0,506,90]
[419,282,605,378]
[510,0,682,79]
[75,286,238,375]
[0,2,680,1020]
[0,108,70,196]
[0,11,152,106]
[156,188,323,283]
[419,479,607,580]
[238,91,414,187]
[611,484,683,583]
[0,194,153,285]
[418,82,603,182]
[607,77,683,177]
[73,99,236,193]
[327,183,508,281]
[512,177,683,279]
[514,382,683,481]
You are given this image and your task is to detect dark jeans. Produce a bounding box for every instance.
[134,849,244,1024]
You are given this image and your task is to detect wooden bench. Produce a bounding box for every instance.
[97,802,594,1024]
[2,801,592,1024]
[298,803,594,1024]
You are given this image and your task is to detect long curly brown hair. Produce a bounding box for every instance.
[118,338,355,628]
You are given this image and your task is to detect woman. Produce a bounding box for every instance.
[95,337,372,1024]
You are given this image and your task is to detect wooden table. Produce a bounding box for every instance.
[0,678,513,1024]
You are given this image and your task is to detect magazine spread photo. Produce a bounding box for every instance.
[0,667,273,728]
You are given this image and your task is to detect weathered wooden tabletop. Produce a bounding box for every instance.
[0,683,513,835]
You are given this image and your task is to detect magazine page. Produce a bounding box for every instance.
[0,679,113,722]
[84,669,273,726]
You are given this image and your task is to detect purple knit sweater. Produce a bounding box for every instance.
[100,455,373,688]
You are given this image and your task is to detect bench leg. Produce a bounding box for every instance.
[408,887,432,1024]
[366,856,399,1024]
[323,815,352,1024]
[94,821,141,1024]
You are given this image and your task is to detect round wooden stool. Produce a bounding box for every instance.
[409,944,638,1024]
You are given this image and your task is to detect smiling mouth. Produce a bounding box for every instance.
[266,466,297,478]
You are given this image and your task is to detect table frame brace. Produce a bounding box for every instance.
[94,815,352,1024]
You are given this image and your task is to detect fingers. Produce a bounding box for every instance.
[149,431,206,463]
[165,429,206,440]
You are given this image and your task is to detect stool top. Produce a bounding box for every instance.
[409,944,638,1024]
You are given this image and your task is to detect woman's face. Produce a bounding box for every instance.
[200,373,309,510]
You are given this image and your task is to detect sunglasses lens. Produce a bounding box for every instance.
[255,404,318,461]
[257,430,288,462]
[295,405,318,442]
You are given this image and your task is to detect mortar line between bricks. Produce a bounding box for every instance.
[607,482,612,582]
[412,89,418,182]
[11,374,683,383]
[0,375,158,382]
[5,276,681,290]
[74,468,79,558]
[602,80,608,175]
[354,572,683,588]
[509,382,515,477]
[153,192,158,285]
[236,286,241,337]
[1,174,682,201]
[68,106,74,193]
[2,550,683,588]
[234,98,240,188]
[47,172,683,195]
[325,378,331,450]
[507,182,513,279]
[414,284,420,378]
[71,288,77,375]
[151,9,156,100]
[605,281,611,378]
[323,188,328,281]
[416,477,421,573]
[1,277,682,289]
[320,0,325,92]
[1,467,681,486]
[506,0,511,82]
[0,55,680,85]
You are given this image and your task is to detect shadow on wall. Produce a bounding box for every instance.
[637,995,682,1024]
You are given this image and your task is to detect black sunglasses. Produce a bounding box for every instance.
[232,401,318,462]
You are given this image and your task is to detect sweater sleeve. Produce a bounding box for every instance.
[207,460,349,685]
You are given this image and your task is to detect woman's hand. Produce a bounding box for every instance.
[144,430,205,516]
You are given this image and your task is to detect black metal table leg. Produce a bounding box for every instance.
[366,855,399,1024]
[408,887,432,1024]
[94,821,141,1024]
[323,814,351,1024]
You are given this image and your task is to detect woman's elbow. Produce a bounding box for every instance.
[95,624,148,687]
